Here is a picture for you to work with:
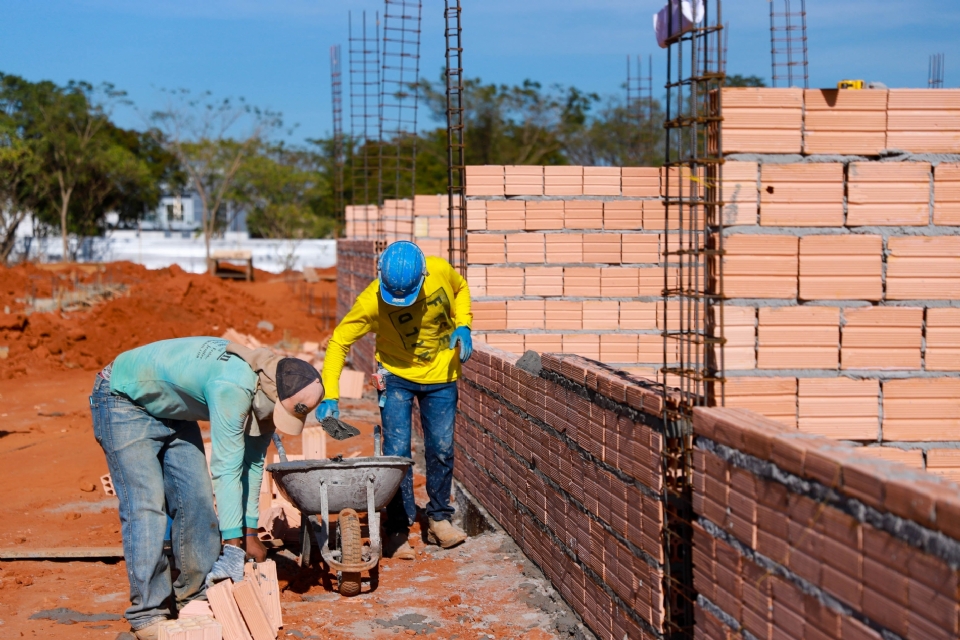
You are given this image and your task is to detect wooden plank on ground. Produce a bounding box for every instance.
[0,547,125,560]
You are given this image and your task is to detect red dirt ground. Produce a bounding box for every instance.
[0,264,577,639]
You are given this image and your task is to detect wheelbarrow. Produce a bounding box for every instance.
[267,422,413,596]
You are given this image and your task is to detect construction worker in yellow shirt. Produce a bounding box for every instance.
[318,241,473,560]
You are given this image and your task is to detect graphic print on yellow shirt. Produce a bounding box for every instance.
[387,287,453,363]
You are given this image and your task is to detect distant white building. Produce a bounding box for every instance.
[138,189,248,236]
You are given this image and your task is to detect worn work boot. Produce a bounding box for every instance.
[133,622,162,640]
[427,518,467,549]
[383,531,416,560]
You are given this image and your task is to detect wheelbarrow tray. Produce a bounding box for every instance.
[266,456,413,514]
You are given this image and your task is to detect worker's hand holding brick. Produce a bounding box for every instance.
[449,326,473,363]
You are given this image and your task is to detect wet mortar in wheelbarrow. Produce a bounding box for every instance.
[267,419,413,597]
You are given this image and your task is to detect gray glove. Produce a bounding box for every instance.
[204,544,246,587]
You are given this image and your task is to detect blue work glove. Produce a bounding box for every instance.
[204,544,245,587]
[315,399,340,421]
[450,326,473,363]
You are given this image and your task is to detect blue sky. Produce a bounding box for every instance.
[4,1,958,144]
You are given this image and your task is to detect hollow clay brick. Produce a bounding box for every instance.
[600,267,639,297]
[466,199,487,231]
[847,162,931,226]
[485,267,524,296]
[619,301,657,330]
[465,165,504,196]
[926,308,960,371]
[886,89,960,154]
[882,378,960,441]
[524,334,563,354]
[582,300,619,330]
[757,306,839,370]
[524,266,564,296]
[582,233,622,263]
[545,233,583,263]
[545,300,582,330]
[507,300,545,330]
[600,334,639,363]
[564,267,601,296]
[582,166,621,196]
[933,163,960,225]
[506,232,545,263]
[544,166,583,196]
[621,233,660,264]
[484,333,525,354]
[465,266,486,296]
[798,235,882,301]
[602,200,642,230]
[886,236,960,300]
[471,301,507,330]
[721,88,803,154]
[722,234,798,299]
[524,200,564,230]
[504,165,543,196]
[720,306,756,370]
[760,163,844,227]
[724,377,797,427]
[803,89,888,155]
[841,306,923,369]
[485,201,525,231]
[468,233,506,264]
[562,334,600,361]
[722,161,759,226]
[797,378,879,440]
[563,201,603,229]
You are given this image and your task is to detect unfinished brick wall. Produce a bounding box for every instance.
[717,87,960,472]
[343,195,453,256]
[465,165,669,374]
[335,239,377,375]
[455,343,675,639]
[691,405,960,640]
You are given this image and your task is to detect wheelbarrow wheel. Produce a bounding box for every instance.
[338,508,363,597]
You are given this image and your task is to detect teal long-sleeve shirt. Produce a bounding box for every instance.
[110,337,270,541]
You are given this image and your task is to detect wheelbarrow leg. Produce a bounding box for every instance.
[299,510,312,568]
[366,475,380,556]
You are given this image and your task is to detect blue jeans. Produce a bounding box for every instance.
[89,375,221,630]
[379,373,458,533]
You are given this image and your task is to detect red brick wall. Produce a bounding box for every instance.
[335,239,378,375]
[691,406,960,639]
[455,343,673,639]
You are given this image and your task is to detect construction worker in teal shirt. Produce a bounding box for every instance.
[90,337,323,639]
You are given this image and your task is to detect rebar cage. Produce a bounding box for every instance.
[769,0,809,89]
[661,1,726,637]
[348,11,381,238]
[330,45,345,232]
[445,0,467,274]
[379,0,422,241]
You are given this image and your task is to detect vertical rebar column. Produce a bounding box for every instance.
[769,0,809,88]
[330,44,345,234]
[445,0,466,273]
[929,53,945,88]
[348,11,381,239]
[662,1,726,637]
[379,0,422,243]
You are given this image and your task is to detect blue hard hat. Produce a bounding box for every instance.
[378,241,426,307]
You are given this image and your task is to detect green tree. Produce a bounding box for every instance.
[726,74,767,87]
[231,142,334,239]
[151,90,281,260]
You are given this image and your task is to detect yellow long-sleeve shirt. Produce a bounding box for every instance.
[322,255,472,400]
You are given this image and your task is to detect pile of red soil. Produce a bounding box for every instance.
[0,262,325,379]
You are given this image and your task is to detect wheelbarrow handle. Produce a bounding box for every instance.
[272,432,288,462]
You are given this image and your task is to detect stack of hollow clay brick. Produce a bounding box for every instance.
[455,344,678,639]
[692,406,960,640]
[205,562,282,640]
[466,164,679,379]
[717,87,960,474]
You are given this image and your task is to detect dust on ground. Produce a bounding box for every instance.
[0,263,586,640]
